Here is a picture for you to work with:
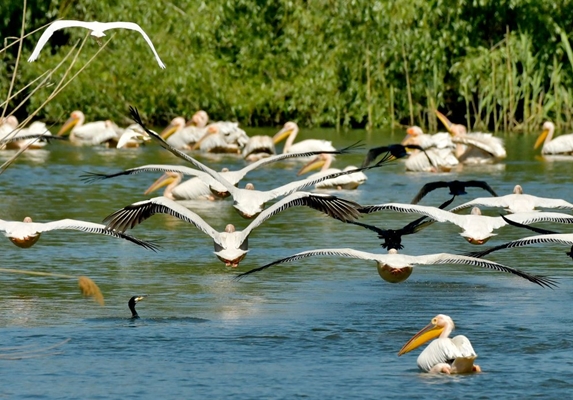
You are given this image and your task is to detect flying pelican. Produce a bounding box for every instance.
[448,184,573,214]
[28,20,166,68]
[0,217,158,250]
[82,141,362,200]
[191,122,249,153]
[273,121,337,159]
[466,230,573,261]
[143,171,215,201]
[410,180,498,204]
[0,116,54,149]
[359,203,573,244]
[398,314,481,374]
[128,295,147,319]
[401,126,458,172]
[297,153,367,190]
[534,121,573,155]
[436,110,506,163]
[236,247,554,287]
[57,110,119,146]
[103,193,361,267]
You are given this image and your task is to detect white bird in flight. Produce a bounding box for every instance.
[28,20,166,69]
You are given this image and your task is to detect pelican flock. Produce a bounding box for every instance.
[7,21,573,376]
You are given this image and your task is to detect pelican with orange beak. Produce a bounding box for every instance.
[297,153,367,190]
[398,314,481,374]
[534,121,573,155]
[273,121,336,160]
[57,110,119,146]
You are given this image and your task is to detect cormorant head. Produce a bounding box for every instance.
[128,295,148,319]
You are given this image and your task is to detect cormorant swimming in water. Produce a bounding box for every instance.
[128,295,147,318]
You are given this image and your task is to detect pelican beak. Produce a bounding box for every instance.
[144,173,176,195]
[435,110,454,135]
[57,116,79,136]
[272,127,293,144]
[398,322,444,356]
[534,129,549,150]
[297,156,325,176]
[159,123,179,139]
[191,126,217,150]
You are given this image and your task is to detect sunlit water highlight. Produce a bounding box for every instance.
[2,128,573,398]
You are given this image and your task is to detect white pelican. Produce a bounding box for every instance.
[192,122,249,153]
[161,113,209,149]
[297,153,367,190]
[467,233,573,261]
[448,184,573,214]
[242,135,276,161]
[116,123,150,148]
[57,110,119,146]
[360,203,573,244]
[273,121,337,160]
[0,217,158,250]
[401,126,458,172]
[398,314,481,374]
[534,121,573,155]
[143,171,215,201]
[410,180,498,204]
[28,20,166,68]
[104,193,360,267]
[436,110,506,163]
[0,116,53,149]
[236,247,554,287]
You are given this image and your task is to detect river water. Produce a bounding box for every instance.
[1,127,573,398]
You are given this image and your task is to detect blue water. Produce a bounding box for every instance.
[1,128,573,399]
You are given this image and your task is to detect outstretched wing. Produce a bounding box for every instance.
[102,22,166,68]
[28,20,97,62]
[81,164,203,183]
[410,181,450,204]
[37,218,159,251]
[465,233,573,261]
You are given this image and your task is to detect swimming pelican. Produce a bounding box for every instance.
[143,171,215,201]
[448,184,573,214]
[191,122,249,153]
[359,203,573,244]
[160,112,209,149]
[273,121,336,159]
[104,192,360,267]
[401,127,458,172]
[0,116,53,149]
[436,110,506,163]
[298,153,367,190]
[411,180,498,204]
[28,20,166,68]
[534,121,573,155]
[128,295,147,319]
[0,217,158,250]
[57,110,119,146]
[242,135,276,161]
[236,247,554,287]
[398,314,481,374]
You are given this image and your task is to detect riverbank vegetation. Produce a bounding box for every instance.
[2,0,573,132]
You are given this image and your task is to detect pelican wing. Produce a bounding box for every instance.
[418,336,476,373]
[448,197,510,213]
[359,203,463,225]
[102,196,219,242]
[33,218,159,251]
[241,192,360,239]
[453,133,506,158]
[410,181,451,204]
[28,20,98,62]
[505,212,573,225]
[230,142,363,182]
[81,164,204,183]
[236,248,379,278]
[0,134,63,145]
[466,233,573,259]
[129,107,236,193]
[100,22,165,69]
[499,214,558,235]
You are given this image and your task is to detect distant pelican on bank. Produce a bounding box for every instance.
[28,20,166,68]
[398,314,481,374]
